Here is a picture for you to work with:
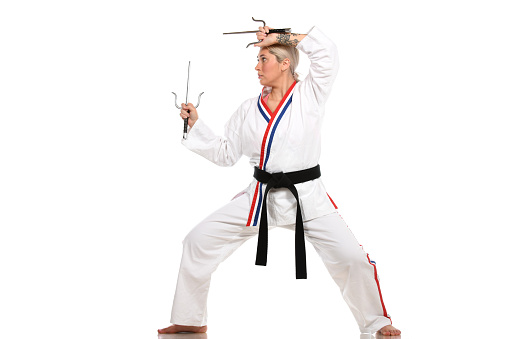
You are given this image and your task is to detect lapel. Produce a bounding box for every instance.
[247,81,296,227]
[256,81,297,170]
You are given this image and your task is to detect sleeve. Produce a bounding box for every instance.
[180,103,245,167]
[297,26,340,106]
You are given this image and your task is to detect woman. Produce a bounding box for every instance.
[158,26,401,336]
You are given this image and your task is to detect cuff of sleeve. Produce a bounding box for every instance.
[181,118,201,146]
[187,118,201,136]
[181,118,215,149]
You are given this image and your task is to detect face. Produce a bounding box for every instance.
[255,48,285,87]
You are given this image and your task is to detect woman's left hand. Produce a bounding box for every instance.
[254,26,277,48]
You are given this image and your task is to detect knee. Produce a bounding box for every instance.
[345,249,368,268]
[182,223,207,248]
[179,224,215,278]
[328,245,369,272]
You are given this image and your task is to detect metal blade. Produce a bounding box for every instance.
[223,30,259,35]
[185,61,190,104]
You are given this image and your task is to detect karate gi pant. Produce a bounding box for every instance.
[169,193,392,333]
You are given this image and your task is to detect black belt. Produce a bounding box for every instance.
[253,164,321,279]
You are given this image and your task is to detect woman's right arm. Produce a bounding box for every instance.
[180,102,245,167]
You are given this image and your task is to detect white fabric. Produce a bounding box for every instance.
[182,26,339,226]
[172,26,393,333]
[170,193,392,333]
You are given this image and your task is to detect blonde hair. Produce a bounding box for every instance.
[267,44,300,81]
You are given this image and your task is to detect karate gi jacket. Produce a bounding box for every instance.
[182,26,340,227]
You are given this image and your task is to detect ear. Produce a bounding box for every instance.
[282,58,291,71]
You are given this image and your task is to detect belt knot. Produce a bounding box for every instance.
[270,172,291,188]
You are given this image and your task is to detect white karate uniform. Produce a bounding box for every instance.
[170,26,392,333]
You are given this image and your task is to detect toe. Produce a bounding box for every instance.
[157,326,175,334]
[378,325,401,337]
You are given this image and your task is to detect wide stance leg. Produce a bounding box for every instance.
[170,194,257,326]
[303,212,393,333]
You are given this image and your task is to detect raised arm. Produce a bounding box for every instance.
[254,27,307,47]
[296,27,339,105]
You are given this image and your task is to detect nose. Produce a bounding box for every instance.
[255,60,261,71]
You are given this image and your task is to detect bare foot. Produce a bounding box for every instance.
[158,324,207,334]
[377,325,401,336]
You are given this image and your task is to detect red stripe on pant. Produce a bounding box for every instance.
[326,193,338,209]
[366,254,392,323]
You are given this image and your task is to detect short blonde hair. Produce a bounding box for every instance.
[267,44,300,81]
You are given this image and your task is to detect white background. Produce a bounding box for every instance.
[1,1,508,338]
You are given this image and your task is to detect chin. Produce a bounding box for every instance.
[259,78,269,86]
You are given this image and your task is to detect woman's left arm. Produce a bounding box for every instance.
[296,27,339,106]
[255,26,339,106]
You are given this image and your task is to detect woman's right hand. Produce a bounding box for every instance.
[180,103,198,128]
[254,26,277,48]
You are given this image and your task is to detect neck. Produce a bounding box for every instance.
[269,75,295,101]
